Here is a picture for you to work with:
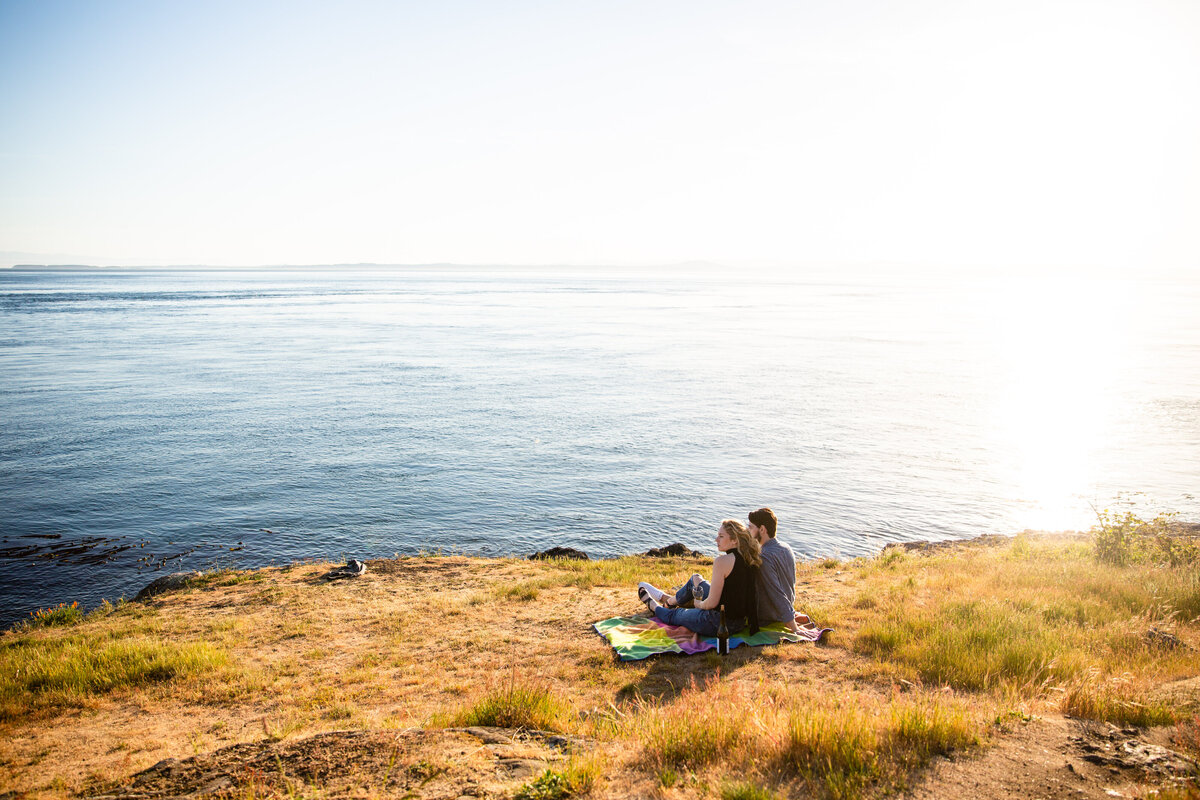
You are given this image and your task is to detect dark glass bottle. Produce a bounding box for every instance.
[717,604,729,655]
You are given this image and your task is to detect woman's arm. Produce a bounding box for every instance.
[693,553,734,611]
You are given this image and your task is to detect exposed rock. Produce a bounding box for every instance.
[496,758,545,778]
[148,757,182,774]
[197,775,233,794]
[1069,724,1198,778]
[528,547,588,561]
[135,573,201,601]
[91,728,588,800]
[463,726,514,745]
[882,534,1012,555]
[643,542,705,558]
[1145,628,1189,650]
[456,727,588,753]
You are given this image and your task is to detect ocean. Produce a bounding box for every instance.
[1,266,1197,627]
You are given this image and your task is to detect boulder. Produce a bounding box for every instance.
[643,543,705,558]
[528,546,589,561]
[135,572,201,601]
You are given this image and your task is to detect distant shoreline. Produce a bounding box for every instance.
[4,261,732,272]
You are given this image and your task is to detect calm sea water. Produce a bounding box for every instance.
[1,266,1197,626]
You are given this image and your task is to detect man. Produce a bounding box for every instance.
[749,507,806,632]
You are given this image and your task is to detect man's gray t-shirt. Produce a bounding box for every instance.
[757,537,796,623]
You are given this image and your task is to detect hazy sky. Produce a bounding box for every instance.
[2,0,1198,270]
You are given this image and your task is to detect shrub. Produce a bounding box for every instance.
[1092,510,1197,567]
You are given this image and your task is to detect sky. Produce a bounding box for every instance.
[1,0,1198,271]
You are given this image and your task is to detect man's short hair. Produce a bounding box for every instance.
[749,507,778,538]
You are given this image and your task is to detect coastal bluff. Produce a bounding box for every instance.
[2,533,1197,800]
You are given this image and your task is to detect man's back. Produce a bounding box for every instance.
[757,537,796,624]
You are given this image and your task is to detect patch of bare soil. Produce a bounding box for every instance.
[900,716,1197,800]
[84,727,588,800]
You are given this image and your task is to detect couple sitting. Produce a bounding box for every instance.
[638,507,806,638]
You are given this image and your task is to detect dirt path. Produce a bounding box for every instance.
[902,714,1196,800]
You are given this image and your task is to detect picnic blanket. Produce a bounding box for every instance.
[593,615,832,661]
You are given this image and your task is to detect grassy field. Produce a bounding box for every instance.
[0,529,1197,799]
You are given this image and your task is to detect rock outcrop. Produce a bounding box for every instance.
[643,542,705,558]
[528,547,589,561]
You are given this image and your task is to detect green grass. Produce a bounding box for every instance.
[848,538,1199,719]
[854,597,1090,691]
[784,705,880,797]
[0,634,227,719]
[451,680,571,731]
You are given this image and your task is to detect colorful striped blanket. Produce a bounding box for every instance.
[593,615,832,661]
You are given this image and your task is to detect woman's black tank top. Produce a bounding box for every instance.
[721,549,759,635]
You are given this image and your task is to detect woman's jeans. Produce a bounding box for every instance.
[652,578,743,637]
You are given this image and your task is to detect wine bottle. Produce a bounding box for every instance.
[717,604,729,655]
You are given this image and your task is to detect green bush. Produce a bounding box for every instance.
[1092,510,1197,567]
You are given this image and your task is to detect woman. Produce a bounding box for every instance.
[638,519,761,637]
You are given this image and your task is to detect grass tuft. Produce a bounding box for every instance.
[720,780,778,800]
[513,759,599,800]
[452,680,570,731]
[515,769,571,800]
[495,582,542,602]
[636,685,747,769]
[1061,672,1176,727]
[782,699,978,799]
[784,705,879,797]
[17,602,83,630]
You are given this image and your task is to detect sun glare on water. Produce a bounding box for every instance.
[986,276,1135,531]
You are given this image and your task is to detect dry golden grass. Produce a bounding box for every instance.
[0,536,1196,799]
